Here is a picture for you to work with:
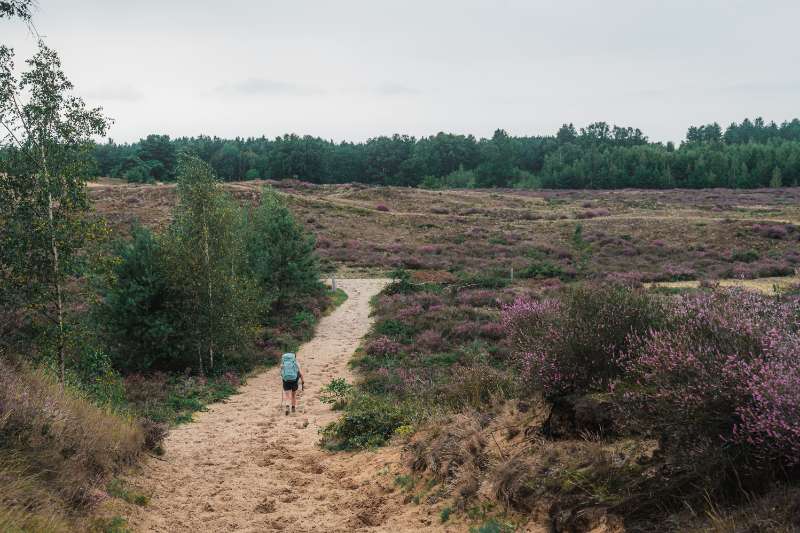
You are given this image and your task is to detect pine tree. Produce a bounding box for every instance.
[245,186,321,316]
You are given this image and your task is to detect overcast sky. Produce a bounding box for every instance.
[4,0,800,144]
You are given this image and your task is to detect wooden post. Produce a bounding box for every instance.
[510,266,514,281]
[331,274,337,291]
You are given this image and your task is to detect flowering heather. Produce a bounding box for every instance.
[376,203,390,212]
[365,335,401,357]
[457,289,502,307]
[397,304,423,320]
[417,329,445,352]
[621,288,800,465]
[452,321,480,339]
[735,333,800,464]
[753,223,794,239]
[478,322,505,340]
[418,244,441,255]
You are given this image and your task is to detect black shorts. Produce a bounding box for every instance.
[282,379,298,391]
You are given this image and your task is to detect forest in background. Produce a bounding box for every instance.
[90,118,800,189]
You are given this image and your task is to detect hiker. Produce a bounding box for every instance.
[280,352,304,415]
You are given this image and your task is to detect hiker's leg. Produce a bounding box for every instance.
[291,388,297,407]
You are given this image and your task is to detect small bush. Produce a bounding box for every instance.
[319,378,354,409]
[376,203,390,212]
[730,249,760,263]
[321,392,412,449]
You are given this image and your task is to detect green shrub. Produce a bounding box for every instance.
[518,260,568,280]
[731,249,760,263]
[321,392,412,449]
[440,506,453,523]
[384,268,418,295]
[374,319,417,340]
[319,378,353,409]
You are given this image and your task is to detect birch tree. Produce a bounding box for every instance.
[0,42,110,381]
[166,154,258,374]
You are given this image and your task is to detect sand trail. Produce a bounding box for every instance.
[125,278,444,532]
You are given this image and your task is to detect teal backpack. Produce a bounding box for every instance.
[280,353,299,381]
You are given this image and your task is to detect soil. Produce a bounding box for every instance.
[123,279,465,532]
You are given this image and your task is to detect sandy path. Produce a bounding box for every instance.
[125,278,448,532]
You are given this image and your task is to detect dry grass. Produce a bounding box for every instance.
[0,360,145,531]
[0,455,71,533]
[408,412,487,502]
[649,275,800,294]
[685,486,800,532]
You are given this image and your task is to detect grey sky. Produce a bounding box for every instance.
[4,0,799,143]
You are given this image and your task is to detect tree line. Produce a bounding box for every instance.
[91,118,800,189]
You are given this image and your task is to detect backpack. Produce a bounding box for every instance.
[280,353,299,381]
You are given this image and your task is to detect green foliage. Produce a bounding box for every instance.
[384,268,418,295]
[440,506,453,523]
[321,392,412,449]
[571,223,592,278]
[106,479,148,506]
[517,260,567,280]
[0,0,34,20]
[327,288,348,311]
[469,518,515,533]
[99,516,131,533]
[319,378,353,408]
[164,154,260,373]
[374,319,417,340]
[0,41,111,381]
[245,187,322,315]
[96,226,185,372]
[731,249,760,263]
[91,117,800,189]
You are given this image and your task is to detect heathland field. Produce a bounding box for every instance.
[92,181,800,287]
[87,182,800,531]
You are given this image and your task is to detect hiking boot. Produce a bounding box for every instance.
[285,405,289,416]
[291,405,296,413]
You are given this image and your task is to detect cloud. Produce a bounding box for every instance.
[84,85,144,102]
[374,82,419,96]
[216,78,320,96]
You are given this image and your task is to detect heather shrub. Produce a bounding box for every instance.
[376,203,390,212]
[417,329,445,352]
[753,223,793,240]
[621,288,800,466]
[503,283,666,398]
[365,335,401,357]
